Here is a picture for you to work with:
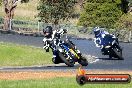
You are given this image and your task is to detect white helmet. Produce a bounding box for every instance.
[93,27,102,37]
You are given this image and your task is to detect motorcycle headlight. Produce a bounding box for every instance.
[112,40,115,45]
[105,46,111,48]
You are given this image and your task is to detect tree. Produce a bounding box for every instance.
[37,0,78,25]
[3,0,29,31]
[115,13,132,30]
[114,0,132,30]
[0,0,2,5]
[128,0,132,13]
[78,0,127,28]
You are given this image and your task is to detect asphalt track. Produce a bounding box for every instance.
[0,33,132,71]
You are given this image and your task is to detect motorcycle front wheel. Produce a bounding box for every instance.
[78,57,88,66]
[112,48,124,60]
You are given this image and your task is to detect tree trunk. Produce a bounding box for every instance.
[4,8,16,31]
[3,0,17,31]
[3,13,11,30]
[53,19,59,30]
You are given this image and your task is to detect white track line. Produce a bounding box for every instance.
[89,56,100,64]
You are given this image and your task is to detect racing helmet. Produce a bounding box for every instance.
[93,27,102,37]
[43,26,53,38]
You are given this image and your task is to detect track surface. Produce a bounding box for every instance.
[0,33,132,71]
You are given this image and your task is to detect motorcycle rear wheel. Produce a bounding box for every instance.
[58,51,75,67]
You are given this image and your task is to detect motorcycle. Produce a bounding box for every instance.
[44,31,88,67]
[100,34,123,60]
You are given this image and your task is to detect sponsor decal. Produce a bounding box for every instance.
[76,66,131,85]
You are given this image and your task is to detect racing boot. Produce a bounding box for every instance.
[52,50,63,64]
[52,50,59,64]
[52,56,59,64]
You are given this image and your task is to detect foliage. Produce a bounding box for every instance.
[115,13,132,30]
[21,0,29,3]
[78,0,126,28]
[128,0,132,3]
[37,0,78,25]
[0,0,2,5]
[3,0,30,30]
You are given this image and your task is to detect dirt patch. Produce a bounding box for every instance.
[0,70,131,80]
[0,71,75,80]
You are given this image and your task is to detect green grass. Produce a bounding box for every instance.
[0,42,52,66]
[0,77,131,88]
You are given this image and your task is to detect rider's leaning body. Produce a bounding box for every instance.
[93,27,116,54]
[42,26,79,63]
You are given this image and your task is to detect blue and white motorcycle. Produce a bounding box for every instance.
[97,34,123,60]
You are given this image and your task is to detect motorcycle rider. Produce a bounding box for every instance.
[43,26,79,63]
[93,27,116,54]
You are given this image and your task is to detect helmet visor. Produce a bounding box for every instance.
[44,31,50,36]
[94,31,101,36]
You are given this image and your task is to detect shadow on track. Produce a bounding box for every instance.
[0,64,84,71]
[98,58,124,60]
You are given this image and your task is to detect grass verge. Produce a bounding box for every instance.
[0,77,131,88]
[0,42,52,66]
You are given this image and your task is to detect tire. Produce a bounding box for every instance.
[78,57,88,66]
[113,48,124,60]
[109,55,113,59]
[58,51,75,67]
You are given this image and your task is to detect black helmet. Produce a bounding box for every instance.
[43,26,53,38]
